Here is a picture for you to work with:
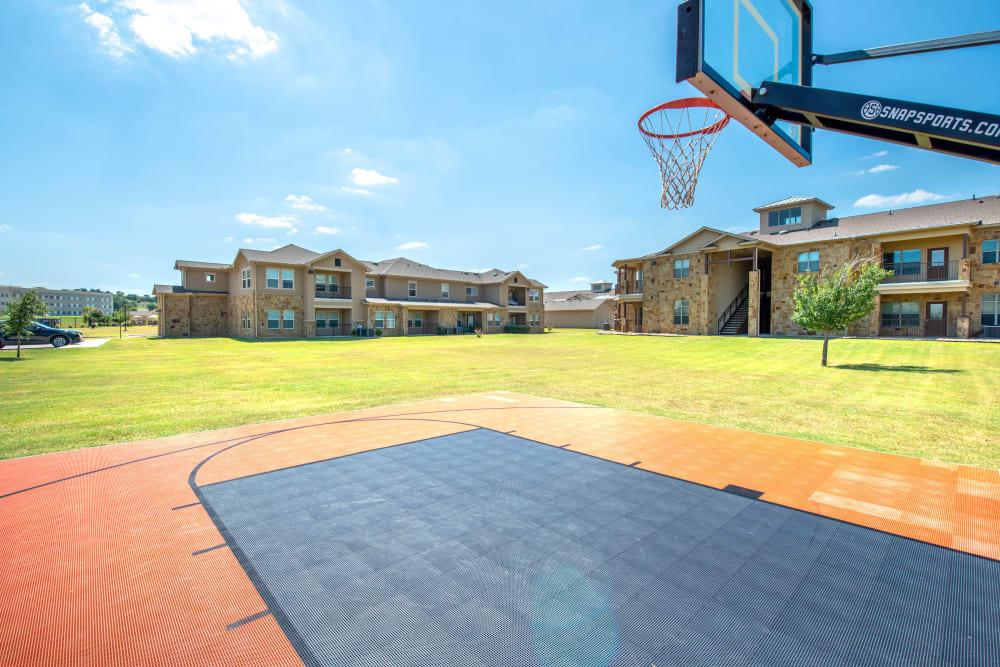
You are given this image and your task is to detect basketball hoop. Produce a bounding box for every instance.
[638,97,730,210]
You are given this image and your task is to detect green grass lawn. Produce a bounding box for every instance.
[1,330,998,467]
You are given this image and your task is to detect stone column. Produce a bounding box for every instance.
[701,272,717,335]
[869,294,881,337]
[401,308,409,336]
[957,315,970,338]
[747,270,760,337]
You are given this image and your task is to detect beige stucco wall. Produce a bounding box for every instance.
[183,268,230,293]
[545,303,613,329]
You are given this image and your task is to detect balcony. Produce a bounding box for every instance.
[315,285,352,299]
[881,261,959,283]
[617,280,643,295]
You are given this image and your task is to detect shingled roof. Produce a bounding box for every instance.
[743,195,1000,245]
[238,244,322,264]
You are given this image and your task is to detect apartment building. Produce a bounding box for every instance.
[153,246,546,338]
[612,195,1000,339]
[0,286,114,316]
[544,281,616,329]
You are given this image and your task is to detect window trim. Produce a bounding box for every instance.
[282,310,294,329]
[365,278,375,291]
[767,206,802,227]
[984,239,999,265]
[441,283,450,299]
[673,258,690,278]
[881,301,920,327]
[281,269,294,290]
[797,250,820,273]
[408,280,417,298]
[266,268,280,289]
[982,293,1000,326]
[673,299,689,325]
[241,268,251,289]
[266,310,280,329]
[466,286,478,297]
[205,273,215,283]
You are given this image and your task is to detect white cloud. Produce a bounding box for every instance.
[224,236,234,242]
[581,244,602,251]
[349,226,359,231]
[517,264,528,270]
[341,186,372,196]
[315,226,338,235]
[0,224,13,231]
[867,164,898,173]
[351,168,398,186]
[236,212,296,228]
[242,236,277,244]
[287,227,298,235]
[128,273,142,279]
[286,194,326,211]
[79,3,132,57]
[863,150,889,159]
[79,0,278,60]
[396,241,428,250]
[570,276,590,283]
[853,189,946,209]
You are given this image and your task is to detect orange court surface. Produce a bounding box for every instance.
[0,392,997,666]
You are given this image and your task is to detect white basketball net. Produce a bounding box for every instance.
[639,101,729,210]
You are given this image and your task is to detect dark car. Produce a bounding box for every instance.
[0,321,84,348]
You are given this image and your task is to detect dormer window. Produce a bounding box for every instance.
[768,207,802,227]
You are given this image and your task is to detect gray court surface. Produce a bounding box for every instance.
[199,429,1000,666]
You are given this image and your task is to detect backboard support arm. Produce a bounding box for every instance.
[813,30,1000,66]
[751,82,1000,164]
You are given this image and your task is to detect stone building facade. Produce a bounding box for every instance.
[613,195,1000,339]
[154,247,546,339]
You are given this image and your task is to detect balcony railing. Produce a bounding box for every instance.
[881,261,959,283]
[617,281,643,295]
[315,285,351,299]
[315,325,352,336]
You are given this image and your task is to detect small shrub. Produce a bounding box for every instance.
[503,325,531,334]
[375,329,382,337]
[436,325,447,335]
[351,328,358,336]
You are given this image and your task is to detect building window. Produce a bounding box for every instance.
[984,240,999,264]
[884,249,921,275]
[487,312,501,327]
[267,310,280,329]
[466,286,478,297]
[441,283,450,298]
[529,314,540,326]
[241,269,251,289]
[281,269,294,290]
[881,302,920,327]
[375,311,395,329]
[408,281,417,297]
[206,273,215,283]
[329,312,340,327]
[983,294,1000,326]
[334,258,341,267]
[768,206,802,227]
[673,299,689,325]
[282,310,294,329]
[266,268,279,289]
[408,312,423,328]
[366,279,375,291]
[375,311,384,328]
[528,289,540,303]
[317,311,327,328]
[673,259,690,278]
[241,311,250,329]
[797,251,820,273]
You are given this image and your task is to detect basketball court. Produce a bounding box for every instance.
[1,393,997,665]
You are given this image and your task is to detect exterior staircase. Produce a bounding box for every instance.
[719,297,749,335]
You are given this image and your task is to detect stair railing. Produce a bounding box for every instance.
[718,284,749,334]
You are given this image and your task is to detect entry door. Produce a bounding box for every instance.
[466,314,475,328]
[927,248,948,281]
[926,302,947,337]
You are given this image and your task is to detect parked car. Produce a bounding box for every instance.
[0,321,84,348]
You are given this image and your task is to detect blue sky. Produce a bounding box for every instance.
[2,0,1000,294]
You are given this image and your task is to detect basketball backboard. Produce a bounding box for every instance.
[676,0,813,167]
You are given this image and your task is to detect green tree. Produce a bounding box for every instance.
[2,290,47,359]
[791,257,891,367]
